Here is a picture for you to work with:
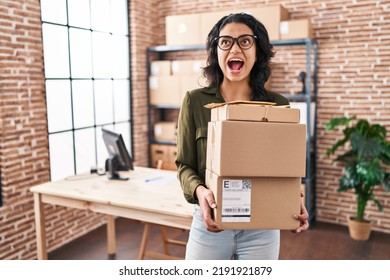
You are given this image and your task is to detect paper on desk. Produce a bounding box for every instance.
[137,172,177,186]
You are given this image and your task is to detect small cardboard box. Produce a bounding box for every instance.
[166,14,202,45]
[149,76,181,106]
[150,60,171,76]
[150,144,177,170]
[244,5,289,41]
[206,120,306,177]
[154,121,177,142]
[205,169,301,230]
[280,19,313,40]
[210,102,300,123]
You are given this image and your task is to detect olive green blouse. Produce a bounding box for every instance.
[175,86,289,204]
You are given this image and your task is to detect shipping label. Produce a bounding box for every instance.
[221,179,251,222]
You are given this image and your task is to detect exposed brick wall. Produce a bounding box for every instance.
[0,0,389,260]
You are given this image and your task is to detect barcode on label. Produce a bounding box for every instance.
[223,207,250,213]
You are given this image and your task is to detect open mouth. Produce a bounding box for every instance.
[228,58,244,71]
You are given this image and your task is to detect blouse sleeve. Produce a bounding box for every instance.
[175,92,204,204]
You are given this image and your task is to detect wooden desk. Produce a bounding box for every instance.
[30,166,193,260]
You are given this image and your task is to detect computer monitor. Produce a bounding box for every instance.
[102,128,134,180]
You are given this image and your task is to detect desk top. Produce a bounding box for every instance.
[30,166,193,219]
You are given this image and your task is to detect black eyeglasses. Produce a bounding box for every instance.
[215,34,257,51]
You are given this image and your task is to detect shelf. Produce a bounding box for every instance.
[151,104,181,109]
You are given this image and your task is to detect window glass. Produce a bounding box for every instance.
[68,0,90,29]
[49,132,75,181]
[69,28,93,78]
[42,24,70,78]
[90,0,111,32]
[113,80,130,122]
[92,32,112,78]
[112,35,130,78]
[72,80,95,128]
[110,0,129,35]
[40,0,67,24]
[94,80,114,125]
[75,128,97,174]
[45,80,72,132]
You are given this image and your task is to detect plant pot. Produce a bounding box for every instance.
[347,218,372,241]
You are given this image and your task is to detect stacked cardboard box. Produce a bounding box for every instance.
[165,5,313,46]
[149,60,181,106]
[205,102,306,230]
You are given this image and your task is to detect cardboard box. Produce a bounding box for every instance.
[206,120,306,177]
[150,60,171,76]
[150,144,177,170]
[149,76,181,106]
[205,169,301,229]
[200,10,236,42]
[166,14,202,45]
[210,103,300,123]
[154,122,177,142]
[171,60,204,76]
[244,5,289,41]
[280,19,313,40]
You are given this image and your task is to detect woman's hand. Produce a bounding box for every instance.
[292,191,309,233]
[196,185,222,233]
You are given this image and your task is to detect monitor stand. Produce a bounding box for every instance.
[105,156,129,181]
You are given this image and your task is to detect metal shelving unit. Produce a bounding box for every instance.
[146,38,318,221]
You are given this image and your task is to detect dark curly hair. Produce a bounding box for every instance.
[203,13,275,101]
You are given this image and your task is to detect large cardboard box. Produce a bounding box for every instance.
[150,60,171,76]
[149,76,181,106]
[244,5,289,41]
[171,60,204,76]
[206,120,306,177]
[166,14,202,45]
[280,19,313,40]
[205,169,301,229]
[199,10,236,42]
[210,102,300,123]
[154,122,177,142]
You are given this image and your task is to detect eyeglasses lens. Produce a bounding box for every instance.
[217,35,255,50]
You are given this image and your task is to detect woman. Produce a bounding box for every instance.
[176,13,309,260]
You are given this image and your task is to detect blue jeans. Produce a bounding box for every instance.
[185,205,280,260]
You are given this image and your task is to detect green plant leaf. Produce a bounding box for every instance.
[356,160,384,187]
[350,131,383,158]
[373,199,384,212]
[325,116,355,131]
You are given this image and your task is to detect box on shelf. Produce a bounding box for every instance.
[199,10,237,42]
[154,121,177,142]
[280,19,313,40]
[171,60,205,76]
[150,60,171,76]
[210,102,300,123]
[149,76,181,106]
[166,14,202,45]
[244,5,289,41]
[205,169,301,230]
[150,144,177,171]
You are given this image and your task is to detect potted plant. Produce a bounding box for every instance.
[325,116,390,240]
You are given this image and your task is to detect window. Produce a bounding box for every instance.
[40,0,131,181]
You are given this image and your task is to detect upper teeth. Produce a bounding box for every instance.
[229,59,243,62]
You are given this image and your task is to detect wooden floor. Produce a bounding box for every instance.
[49,217,390,260]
